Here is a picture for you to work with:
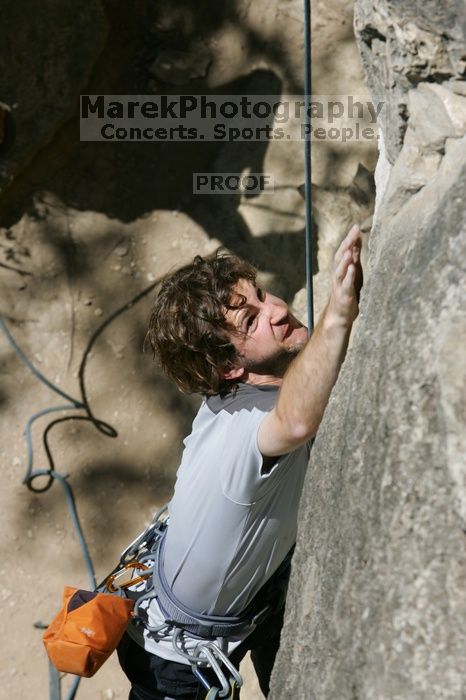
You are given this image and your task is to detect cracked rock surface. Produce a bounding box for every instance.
[354,0,466,163]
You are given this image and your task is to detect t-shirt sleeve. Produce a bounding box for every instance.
[218,407,283,505]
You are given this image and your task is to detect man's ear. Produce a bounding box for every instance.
[222,364,245,381]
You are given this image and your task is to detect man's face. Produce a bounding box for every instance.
[224,279,308,382]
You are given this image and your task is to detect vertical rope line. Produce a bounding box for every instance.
[304,0,314,334]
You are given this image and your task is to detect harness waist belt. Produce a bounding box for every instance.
[149,531,293,639]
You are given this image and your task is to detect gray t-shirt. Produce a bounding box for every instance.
[127,383,310,662]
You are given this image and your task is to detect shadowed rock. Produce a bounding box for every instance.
[0,0,108,194]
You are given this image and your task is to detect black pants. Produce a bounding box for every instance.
[117,605,284,700]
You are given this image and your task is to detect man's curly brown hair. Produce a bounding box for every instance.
[145,251,257,395]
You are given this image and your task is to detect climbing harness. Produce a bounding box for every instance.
[97,505,292,698]
[99,506,244,698]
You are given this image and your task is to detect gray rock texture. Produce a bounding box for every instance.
[0,0,108,194]
[354,0,466,163]
[271,2,466,699]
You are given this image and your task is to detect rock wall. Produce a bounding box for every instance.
[271,2,466,698]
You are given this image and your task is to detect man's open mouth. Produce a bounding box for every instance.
[282,321,292,339]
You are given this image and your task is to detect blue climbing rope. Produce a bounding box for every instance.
[304,0,314,334]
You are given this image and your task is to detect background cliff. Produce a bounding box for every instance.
[271,2,466,698]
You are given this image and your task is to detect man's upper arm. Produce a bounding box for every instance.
[258,406,308,458]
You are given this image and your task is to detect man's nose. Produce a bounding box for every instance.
[262,296,288,324]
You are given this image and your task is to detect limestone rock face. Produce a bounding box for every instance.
[0,0,108,194]
[271,2,466,698]
[354,0,466,163]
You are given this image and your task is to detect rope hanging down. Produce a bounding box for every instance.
[304,0,314,334]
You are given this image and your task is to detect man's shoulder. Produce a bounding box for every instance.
[205,383,278,416]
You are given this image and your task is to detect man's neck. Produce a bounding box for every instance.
[243,373,283,388]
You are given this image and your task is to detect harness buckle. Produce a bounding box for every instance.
[198,623,214,638]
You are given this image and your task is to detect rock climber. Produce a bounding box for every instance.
[117,224,363,700]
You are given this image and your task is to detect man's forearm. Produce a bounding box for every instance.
[275,304,352,440]
[257,225,362,457]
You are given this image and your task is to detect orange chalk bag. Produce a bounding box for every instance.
[42,507,165,679]
[43,586,134,678]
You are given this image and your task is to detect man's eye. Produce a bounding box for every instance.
[256,287,265,301]
[246,315,256,329]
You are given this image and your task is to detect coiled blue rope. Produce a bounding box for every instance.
[1,317,96,700]
[0,278,158,700]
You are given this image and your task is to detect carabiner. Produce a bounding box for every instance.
[119,504,169,563]
[105,561,150,592]
[196,641,243,690]
[194,646,230,698]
